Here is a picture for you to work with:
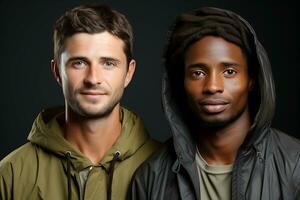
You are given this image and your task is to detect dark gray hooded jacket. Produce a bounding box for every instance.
[128,7,300,200]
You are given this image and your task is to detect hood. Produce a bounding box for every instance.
[27,106,150,170]
[162,7,276,163]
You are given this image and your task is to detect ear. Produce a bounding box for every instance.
[248,78,255,91]
[124,59,136,88]
[51,59,62,86]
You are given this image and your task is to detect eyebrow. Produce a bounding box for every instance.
[185,63,208,69]
[66,56,121,65]
[222,61,240,67]
[66,57,89,65]
[185,61,241,69]
[100,57,121,64]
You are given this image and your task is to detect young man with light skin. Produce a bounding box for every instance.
[129,7,300,200]
[52,31,135,165]
[0,5,160,200]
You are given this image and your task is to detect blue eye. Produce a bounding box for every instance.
[72,60,86,69]
[103,60,118,69]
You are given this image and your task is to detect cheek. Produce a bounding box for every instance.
[105,71,127,89]
[110,70,127,88]
[62,70,83,91]
[226,78,249,102]
[184,80,201,99]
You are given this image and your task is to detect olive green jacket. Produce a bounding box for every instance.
[0,107,161,200]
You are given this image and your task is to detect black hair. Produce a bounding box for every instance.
[164,7,260,122]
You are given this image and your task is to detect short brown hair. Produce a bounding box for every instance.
[53,4,133,64]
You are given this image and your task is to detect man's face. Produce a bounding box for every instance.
[184,36,252,127]
[53,32,135,118]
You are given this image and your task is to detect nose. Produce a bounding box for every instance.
[83,64,102,86]
[203,72,223,94]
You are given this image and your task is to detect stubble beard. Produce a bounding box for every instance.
[67,90,123,120]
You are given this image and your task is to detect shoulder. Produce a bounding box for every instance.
[0,142,38,171]
[0,142,40,196]
[267,128,300,192]
[138,137,163,156]
[268,128,300,156]
[133,139,176,181]
[129,139,176,199]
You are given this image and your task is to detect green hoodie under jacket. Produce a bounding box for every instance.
[0,106,161,200]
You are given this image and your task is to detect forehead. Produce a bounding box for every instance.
[184,36,246,66]
[62,32,126,60]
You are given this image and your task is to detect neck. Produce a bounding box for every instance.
[197,108,251,165]
[62,104,122,165]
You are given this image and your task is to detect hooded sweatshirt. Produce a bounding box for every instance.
[129,7,300,200]
[0,106,161,200]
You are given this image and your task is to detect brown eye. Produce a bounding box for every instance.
[191,70,205,79]
[224,69,237,76]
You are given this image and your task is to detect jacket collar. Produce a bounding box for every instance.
[162,7,276,164]
[27,106,150,171]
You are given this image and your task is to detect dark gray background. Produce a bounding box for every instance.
[0,0,299,159]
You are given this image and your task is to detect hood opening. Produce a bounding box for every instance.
[162,7,276,160]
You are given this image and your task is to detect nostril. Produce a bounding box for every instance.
[83,75,102,86]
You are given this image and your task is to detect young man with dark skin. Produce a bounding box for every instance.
[129,7,300,200]
[185,35,252,166]
[0,5,160,200]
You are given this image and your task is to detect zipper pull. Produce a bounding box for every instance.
[256,151,264,163]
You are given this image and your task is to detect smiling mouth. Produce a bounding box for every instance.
[199,99,229,114]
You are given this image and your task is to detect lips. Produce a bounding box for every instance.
[80,91,105,95]
[199,99,229,114]
[79,91,107,101]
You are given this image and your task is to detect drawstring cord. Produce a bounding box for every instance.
[65,150,120,200]
[107,151,121,200]
[65,151,72,200]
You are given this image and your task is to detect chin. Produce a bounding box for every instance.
[79,102,119,118]
[199,118,232,128]
[198,110,245,129]
[79,107,110,118]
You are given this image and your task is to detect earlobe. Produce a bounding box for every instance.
[124,59,136,88]
[51,59,62,86]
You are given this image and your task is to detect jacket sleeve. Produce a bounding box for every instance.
[128,174,147,200]
[127,164,150,200]
[0,161,13,200]
[294,153,300,199]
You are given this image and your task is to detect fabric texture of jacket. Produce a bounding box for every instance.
[129,7,300,200]
[0,106,161,200]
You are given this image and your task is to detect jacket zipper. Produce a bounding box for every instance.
[231,150,246,200]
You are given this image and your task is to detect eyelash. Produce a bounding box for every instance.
[223,69,237,76]
[188,68,237,79]
[72,60,86,69]
[103,60,117,69]
[191,70,206,78]
[70,60,118,70]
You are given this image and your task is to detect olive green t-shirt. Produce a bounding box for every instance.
[195,148,233,200]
